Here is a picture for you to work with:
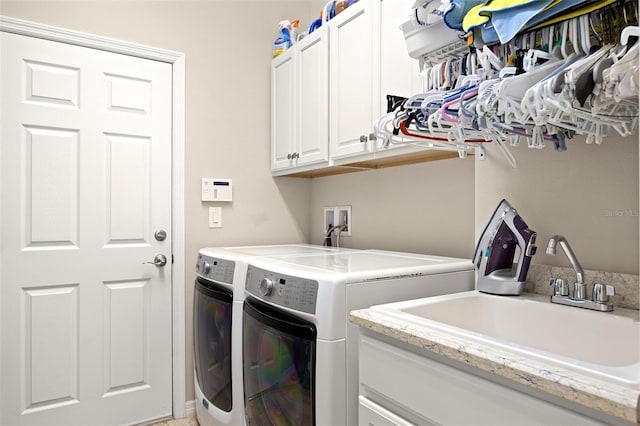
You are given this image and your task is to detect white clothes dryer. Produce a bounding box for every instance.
[193,244,357,426]
[242,250,475,426]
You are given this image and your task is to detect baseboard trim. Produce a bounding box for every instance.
[185,400,196,418]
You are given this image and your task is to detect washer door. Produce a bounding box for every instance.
[194,277,233,412]
[243,298,316,426]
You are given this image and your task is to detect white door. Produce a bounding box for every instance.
[1,32,173,426]
[297,26,329,167]
[379,0,422,118]
[378,0,423,152]
[329,0,380,159]
[271,50,296,171]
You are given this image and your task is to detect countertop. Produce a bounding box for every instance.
[350,293,640,425]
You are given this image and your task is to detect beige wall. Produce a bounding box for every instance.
[475,133,639,275]
[309,131,638,274]
[0,0,319,403]
[308,158,476,258]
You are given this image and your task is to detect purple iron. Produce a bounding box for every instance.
[473,199,538,295]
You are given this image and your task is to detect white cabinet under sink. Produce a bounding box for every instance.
[358,333,606,426]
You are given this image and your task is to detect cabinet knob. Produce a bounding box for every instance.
[369,133,376,141]
[292,152,300,159]
[359,135,367,143]
[287,153,292,160]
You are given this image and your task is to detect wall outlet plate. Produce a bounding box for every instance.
[323,205,351,237]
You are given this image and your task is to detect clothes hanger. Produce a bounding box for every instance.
[439,90,479,124]
[398,120,488,144]
[620,25,640,46]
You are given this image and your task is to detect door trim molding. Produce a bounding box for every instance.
[0,16,183,62]
[0,16,188,419]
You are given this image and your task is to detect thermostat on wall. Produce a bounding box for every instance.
[201,178,232,202]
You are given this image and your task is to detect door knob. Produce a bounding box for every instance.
[143,254,167,267]
[154,229,167,241]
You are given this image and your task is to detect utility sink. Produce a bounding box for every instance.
[369,291,640,387]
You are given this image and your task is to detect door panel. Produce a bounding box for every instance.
[25,59,80,107]
[329,0,379,158]
[271,52,296,170]
[105,133,151,245]
[1,31,173,426]
[25,125,80,248]
[105,73,151,115]
[24,285,80,411]
[297,29,329,166]
[103,279,150,395]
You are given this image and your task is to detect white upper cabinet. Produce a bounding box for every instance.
[271,0,448,177]
[379,0,422,151]
[329,0,380,160]
[297,27,330,167]
[271,50,297,171]
[271,27,330,174]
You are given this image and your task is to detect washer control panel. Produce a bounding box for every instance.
[246,265,318,314]
[195,254,235,284]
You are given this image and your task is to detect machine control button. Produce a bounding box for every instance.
[203,261,211,274]
[259,278,274,296]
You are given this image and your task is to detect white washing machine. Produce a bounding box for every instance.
[242,250,475,426]
[193,244,358,426]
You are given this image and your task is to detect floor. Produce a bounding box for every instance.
[149,417,199,426]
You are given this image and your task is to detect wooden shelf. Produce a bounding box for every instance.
[282,149,468,178]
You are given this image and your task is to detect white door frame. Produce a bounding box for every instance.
[0,16,187,419]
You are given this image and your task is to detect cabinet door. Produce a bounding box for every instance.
[330,0,380,159]
[297,27,329,166]
[359,335,604,426]
[379,0,422,152]
[359,396,417,426]
[271,50,296,171]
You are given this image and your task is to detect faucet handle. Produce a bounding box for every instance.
[592,283,615,303]
[549,278,569,296]
[595,283,615,303]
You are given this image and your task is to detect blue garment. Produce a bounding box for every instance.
[444,0,485,30]
[488,0,556,44]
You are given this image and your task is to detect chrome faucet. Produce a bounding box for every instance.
[546,234,614,312]
[546,235,586,299]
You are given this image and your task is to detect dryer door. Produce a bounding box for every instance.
[194,278,233,412]
[243,298,316,426]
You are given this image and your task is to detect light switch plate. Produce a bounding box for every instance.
[209,207,222,228]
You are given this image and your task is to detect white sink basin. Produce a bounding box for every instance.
[370,291,640,387]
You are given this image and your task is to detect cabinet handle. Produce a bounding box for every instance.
[359,135,367,143]
[287,153,292,160]
[369,133,376,141]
